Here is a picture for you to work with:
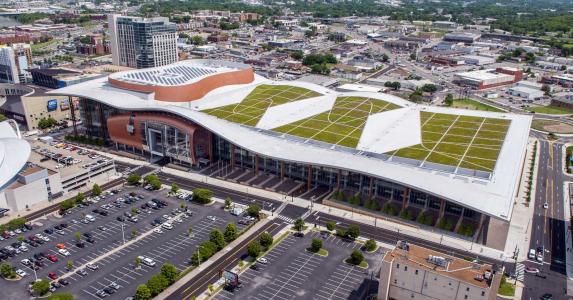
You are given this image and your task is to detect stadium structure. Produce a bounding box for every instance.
[49,59,532,249]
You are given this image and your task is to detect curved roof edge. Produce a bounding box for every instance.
[48,78,532,221]
[0,121,31,189]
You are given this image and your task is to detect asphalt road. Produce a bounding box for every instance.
[307,212,504,267]
[522,139,571,300]
[165,220,287,300]
[157,172,282,212]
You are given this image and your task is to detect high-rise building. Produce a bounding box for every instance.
[108,15,178,69]
[0,43,33,84]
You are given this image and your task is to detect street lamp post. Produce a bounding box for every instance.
[120,223,126,245]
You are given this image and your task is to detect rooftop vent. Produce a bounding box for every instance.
[428,255,448,268]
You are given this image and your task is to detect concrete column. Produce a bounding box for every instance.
[402,187,410,210]
[368,177,373,198]
[280,161,285,179]
[230,144,235,167]
[438,199,446,219]
[454,208,465,233]
[254,155,259,175]
[208,132,213,162]
[336,169,341,190]
[307,165,312,191]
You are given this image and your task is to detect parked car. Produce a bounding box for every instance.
[48,272,58,280]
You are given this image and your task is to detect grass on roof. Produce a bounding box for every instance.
[202,84,322,126]
[450,98,505,113]
[274,96,400,148]
[388,112,510,172]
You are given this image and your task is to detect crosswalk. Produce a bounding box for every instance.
[277,215,295,224]
[515,263,525,282]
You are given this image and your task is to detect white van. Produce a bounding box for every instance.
[85,214,96,222]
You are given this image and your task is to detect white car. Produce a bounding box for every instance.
[154,228,163,234]
[137,256,156,267]
[256,257,268,264]
[15,269,27,277]
[524,267,540,274]
[543,202,549,209]
[86,263,99,270]
[162,215,172,220]
[162,222,173,230]
[19,245,28,252]
[58,249,71,256]
[207,216,217,221]
[20,259,31,266]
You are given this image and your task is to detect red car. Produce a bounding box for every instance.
[48,272,58,280]
[46,254,58,262]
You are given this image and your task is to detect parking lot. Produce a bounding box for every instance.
[0,186,248,299]
[213,230,383,300]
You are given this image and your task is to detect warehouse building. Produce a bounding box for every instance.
[454,67,523,90]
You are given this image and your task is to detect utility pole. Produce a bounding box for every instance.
[513,245,519,285]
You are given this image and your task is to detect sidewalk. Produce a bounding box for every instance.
[563,182,573,298]
[504,137,538,260]
[160,167,508,262]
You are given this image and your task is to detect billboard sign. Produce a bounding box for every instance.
[60,99,70,111]
[47,99,58,112]
[220,269,239,286]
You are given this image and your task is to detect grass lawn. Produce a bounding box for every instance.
[203,84,321,126]
[451,98,505,113]
[344,258,369,269]
[306,248,329,257]
[532,119,573,134]
[387,112,509,171]
[498,281,515,297]
[274,96,399,148]
[31,39,58,51]
[525,105,573,115]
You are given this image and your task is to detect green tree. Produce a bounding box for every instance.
[224,197,232,209]
[171,183,179,194]
[191,35,205,45]
[347,224,360,239]
[59,199,75,211]
[541,84,551,96]
[290,50,304,60]
[259,231,273,249]
[74,231,81,242]
[91,184,102,196]
[48,293,74,300]
[32,279,51,296]
[293,218,305,232]
[17,235,24,243]
[382,53,389,62]
[224,223,237,242]
[127,174,141,185]
[135,284,152,300]
[364,239,377,252]
[146,274,169,297]
[444,93,454,106]
[247,241,261,259]
[188,225,193,237]
[421,84,438,93]
[246,204,261,217]
[326,221,336,231]
[192,188,213,204]
[410,52,417,60]
[0,262,14,278]
[309,238,322,253]
[349,250,364,265]
[135,257,141,269]
[131,229,138,238]
[66,260,74,270]
[75,192,85,205]
[209,229,226,250]
[160,263,179,284]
